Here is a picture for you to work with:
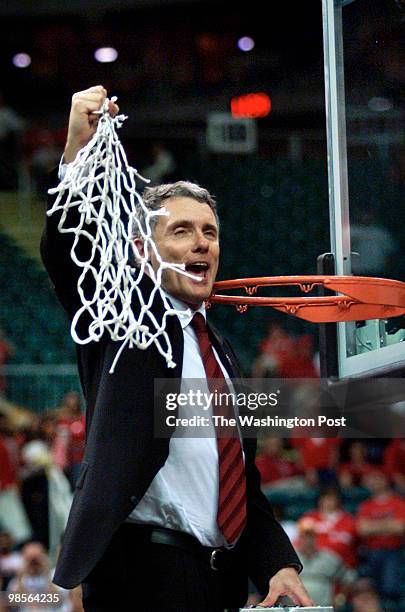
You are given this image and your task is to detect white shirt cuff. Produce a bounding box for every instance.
[58,156,69,181]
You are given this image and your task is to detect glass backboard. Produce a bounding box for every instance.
[321,0,405,378]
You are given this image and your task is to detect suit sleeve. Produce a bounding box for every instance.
[40,167,104,331]
[41,168,83,317]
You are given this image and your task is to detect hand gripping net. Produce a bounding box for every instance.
[47,97,197,373]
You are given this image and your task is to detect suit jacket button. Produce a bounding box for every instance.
[130,495,138,505]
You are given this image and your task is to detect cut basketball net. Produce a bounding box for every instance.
[47,96,199,373]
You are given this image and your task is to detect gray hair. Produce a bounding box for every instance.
[132,180,219,240]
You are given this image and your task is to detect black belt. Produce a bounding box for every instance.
[123,524,233,571]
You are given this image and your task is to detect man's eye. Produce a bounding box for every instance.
[174,228,186,235]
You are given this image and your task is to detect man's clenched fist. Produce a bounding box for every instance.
[64,85,119,163]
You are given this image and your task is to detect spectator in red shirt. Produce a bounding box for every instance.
[252,324,319,379]
[356,469,405,601]
[383,438,405,494]
[291,437,341,487]
[0,433,17,490]
[0,431,32,545]
[295,516,356,606]
[301,488,357,568]
[255,436,303,491]
[339,441,375,489]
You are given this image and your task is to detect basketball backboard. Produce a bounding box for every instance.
[320,0,405,379]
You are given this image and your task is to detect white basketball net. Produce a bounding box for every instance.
[47,97,199,373]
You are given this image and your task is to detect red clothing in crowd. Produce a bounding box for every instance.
[259,328,319,378]
[0,337,13,393]
[53,416,85,469]
[339,460,375,485]
[68,415,85,465]
[356,494,405,550]
[384,439,405,479]
[292,438,341,470]
[302,508,358,567]
[0,435,17,490]
[255,453,300,486]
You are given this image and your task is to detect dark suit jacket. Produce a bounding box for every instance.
[41,169,301,591]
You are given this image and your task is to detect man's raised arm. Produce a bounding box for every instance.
[40,86,119,316]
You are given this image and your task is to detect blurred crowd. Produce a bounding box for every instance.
[253,436,405,610]
[0,327,404,611]
[0,392,84,611]
[1,388,404,610]
[249,323,405,610]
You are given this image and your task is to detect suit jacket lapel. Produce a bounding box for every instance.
[208,321,242,378]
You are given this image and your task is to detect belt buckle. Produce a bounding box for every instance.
[210,548,220,571]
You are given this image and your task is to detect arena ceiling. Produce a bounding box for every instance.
[0,0,204,17]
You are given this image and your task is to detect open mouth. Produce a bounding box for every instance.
[185,261,210,279]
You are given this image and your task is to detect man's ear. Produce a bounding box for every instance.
[133,238,146,261]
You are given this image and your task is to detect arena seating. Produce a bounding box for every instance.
[0,231,74,364]
[266,486,370,521]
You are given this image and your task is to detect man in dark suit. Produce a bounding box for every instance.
[41,86,312,611]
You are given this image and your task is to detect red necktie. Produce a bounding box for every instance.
[191,312,247,544]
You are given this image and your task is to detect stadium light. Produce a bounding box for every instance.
[237,36,255,52]
[94,47,118,63]
[12,53,31,68]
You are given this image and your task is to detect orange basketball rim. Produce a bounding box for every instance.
[206,275,405,323]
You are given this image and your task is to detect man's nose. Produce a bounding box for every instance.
[192,231,209,251]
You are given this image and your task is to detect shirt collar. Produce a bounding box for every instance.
[161,289,206,329]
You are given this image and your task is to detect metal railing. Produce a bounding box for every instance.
[1,364,81,412]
